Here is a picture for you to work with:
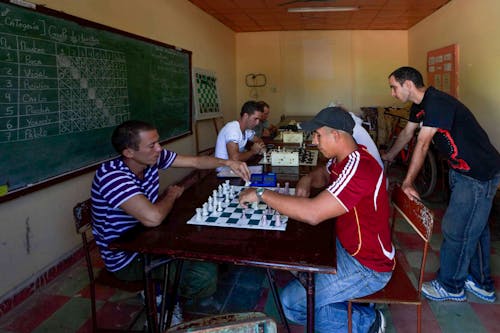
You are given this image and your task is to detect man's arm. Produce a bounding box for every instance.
[239,188,346,226]
[295,165,330,197]
[172,154,250,181]
[226,141,263,162]
[120,185,184,227]
[401,126,437,200]
[381,121,419,162]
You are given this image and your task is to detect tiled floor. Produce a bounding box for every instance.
[0,165,499,332]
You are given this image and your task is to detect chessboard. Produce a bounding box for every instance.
[259,148,318,166]
[187,184,294,231]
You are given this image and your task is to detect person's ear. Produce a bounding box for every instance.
[122,147,134,158]
[403,79,414,90]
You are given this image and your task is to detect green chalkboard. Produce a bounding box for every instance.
[0,1,192,201]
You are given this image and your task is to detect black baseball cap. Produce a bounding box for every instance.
[299,107,355,135]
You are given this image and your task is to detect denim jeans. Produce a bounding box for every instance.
[280,240,392,333]
[438,169,500,293]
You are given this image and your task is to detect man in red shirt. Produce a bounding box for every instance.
[239,107,394,333]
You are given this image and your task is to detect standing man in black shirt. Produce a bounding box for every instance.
[383,66,500,303]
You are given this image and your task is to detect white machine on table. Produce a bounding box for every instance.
[259,147,318,167]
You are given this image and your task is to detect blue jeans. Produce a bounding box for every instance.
[280,240,392,333]
[438,169,500,293]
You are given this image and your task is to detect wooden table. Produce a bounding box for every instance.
[110,171,336,333]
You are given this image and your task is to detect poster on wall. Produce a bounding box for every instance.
[193,68,222,120]
[427,44,459,97]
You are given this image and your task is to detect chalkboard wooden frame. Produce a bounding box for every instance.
[0,0,193,203]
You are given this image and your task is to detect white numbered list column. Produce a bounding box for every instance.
[0,32,19,143]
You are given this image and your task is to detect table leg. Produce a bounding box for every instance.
[165,260,183,329]
[143,254,158,333]
[306,272,315,333]
[265,269,290,333]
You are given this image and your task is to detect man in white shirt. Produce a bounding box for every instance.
[215,101,266,166]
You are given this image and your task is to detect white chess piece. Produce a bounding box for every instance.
[261,213,267,226]
[217,201,223,212]
[213,196,218,212]
[251,201,259,210]
[196,208,202,221]
[275,212,281,227]
[202,203,209,216]
[284,182,290,195]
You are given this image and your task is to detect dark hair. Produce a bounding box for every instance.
[257,100,269,111]
[111,120,156,154]
[389,66,425,88]
[240,101,261,117]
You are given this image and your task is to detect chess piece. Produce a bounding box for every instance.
[217,201,222,212]
[202,203,209,216]
[196,208,202,221]
[284,182,290,195]
[275,212,281,227]
[212,196,218,212]
[260,213,267,226]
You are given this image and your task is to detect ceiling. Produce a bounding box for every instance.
[188,0,452,32]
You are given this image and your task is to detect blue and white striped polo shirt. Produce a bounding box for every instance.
[90,149,177,272]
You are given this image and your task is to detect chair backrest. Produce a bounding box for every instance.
[391,185,434,291]
[74,198,92,235]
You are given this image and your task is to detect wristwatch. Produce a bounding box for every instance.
[256,187,265,203]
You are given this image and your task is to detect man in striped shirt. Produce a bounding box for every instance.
[238,107,394,333]
[91,120,250,302]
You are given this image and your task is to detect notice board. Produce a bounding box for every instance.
[0,1,192,201]
[427,44,458,97]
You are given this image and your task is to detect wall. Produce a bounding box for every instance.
[0,0,235,302]
[409,0,500,149]
[236,30,407,124]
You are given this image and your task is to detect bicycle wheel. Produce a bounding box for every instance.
[414,150,437,198]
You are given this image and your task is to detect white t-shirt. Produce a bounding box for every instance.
[350,112,384,169]
[215,120,255,161]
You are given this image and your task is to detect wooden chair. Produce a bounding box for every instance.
[74,199,145,332]
[347,185,434,333]
[195,116,224,157]
[165,312,277,333]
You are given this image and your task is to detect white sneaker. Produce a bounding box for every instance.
[422,279,466,302]
[368,309,386,333]
[464,275,496,302]
[143,302,183,329]
[169,302,183,326]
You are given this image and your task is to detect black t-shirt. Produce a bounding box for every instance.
[409,86,500,180]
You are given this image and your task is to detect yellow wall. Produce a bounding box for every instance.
[409,0,500,149]
[236,30,407,124]
[0,0,235,300]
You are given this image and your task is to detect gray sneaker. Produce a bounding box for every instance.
[464,275,496,303]
[422,279,466,302]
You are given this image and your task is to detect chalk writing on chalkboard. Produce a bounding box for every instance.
[0,37,130,143]
[0,1,192,201]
